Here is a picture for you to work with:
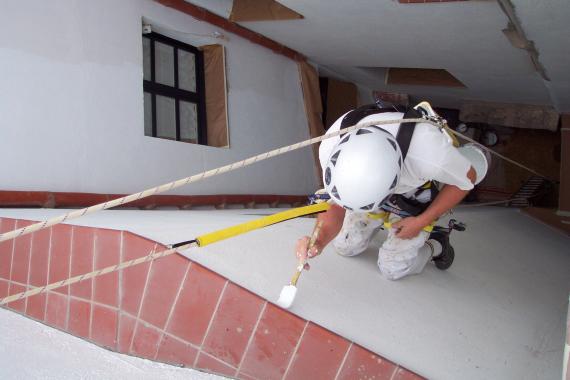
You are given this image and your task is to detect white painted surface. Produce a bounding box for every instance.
[190,0,570,112]
[1,207,568,380]
[0,307,226,380]
[0,0,317,195]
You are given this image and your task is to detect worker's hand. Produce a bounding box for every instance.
[295,236,320,271]
[392,217,427,239]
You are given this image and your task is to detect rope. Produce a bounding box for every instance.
[0,117,429,243]
[0,243,194,306]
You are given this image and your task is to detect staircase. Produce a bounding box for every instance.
[510,176,550,207]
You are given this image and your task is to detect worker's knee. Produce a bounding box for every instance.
[377,246,423,281]
[333,237,368,257]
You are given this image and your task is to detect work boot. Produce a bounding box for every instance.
[429,230,454,270]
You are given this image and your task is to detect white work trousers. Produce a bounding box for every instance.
[333,211,432,280]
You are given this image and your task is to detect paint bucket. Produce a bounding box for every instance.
[457,143,490,185]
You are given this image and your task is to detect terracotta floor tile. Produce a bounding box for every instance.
[70,226,94,300]
[49,224,72,295]
[139,253,189,329]
[26,293,47,322]
[121,234,156,316]
[336,344,398,380]
[166,263,226,345]
[392,367,425,380]
[117,312,137,353]
[240,303,306,380]
[6,283,27,312]
[131,321,161,359]
[0,279,8,298]
[202,283,265,367]
[45,291,68,330]
[91,304,118,349]
[285,323,350,380]
[156,335,198,367]
[196,352,237,377]
[93,229,121,308]
[68,297,91,339]
[11,220,34,285]
[0,219,16,280]
[29,228,51,286]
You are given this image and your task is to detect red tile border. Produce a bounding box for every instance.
[284,323,351,380]
[139,253,189,329]
[0,218,16,280]
[45,291,68,330]
[0,190,306,209]
[240,303,306,380]
[0,279,8,299]
[70,226,94,300]
[166,263,227,345]
[48,224,72,295]
[117,312,137,353]
[195,352,237,377]
[130,321,162,359]
[156,334,199,367]
[0,220,426,379]
[201,283,265,367]
[93,229,121,308]
[26,293,47,322]
[68,297,91,339]
[29,228,51,287]
[10,220,33,285]
[120,234,155,316]
[91,304,118,349]
[6,282,27,312]
[336,344,398,380]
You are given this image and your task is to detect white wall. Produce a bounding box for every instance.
[0,0,318,195]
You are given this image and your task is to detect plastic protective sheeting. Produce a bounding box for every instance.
[229,0,304,22]
[201,44,229,148]
[298,61,325,187]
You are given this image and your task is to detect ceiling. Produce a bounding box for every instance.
[186,0,570,112]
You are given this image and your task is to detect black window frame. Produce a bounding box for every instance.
[143,32,207,145]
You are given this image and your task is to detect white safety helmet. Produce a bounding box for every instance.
[324,126,402,212]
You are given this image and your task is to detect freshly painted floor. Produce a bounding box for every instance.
[0,207,568,380]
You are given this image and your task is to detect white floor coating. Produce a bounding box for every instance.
[1,207,569,380]
[0,307,225,380]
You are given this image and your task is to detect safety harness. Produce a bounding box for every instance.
[339,103,438,217]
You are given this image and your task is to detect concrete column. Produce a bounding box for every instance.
[559,115,570,215]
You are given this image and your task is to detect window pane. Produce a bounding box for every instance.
[155,41,174,86]
[142,37,151,81]
[156,95,176,140]
[180,100,198,142]
[143,92,152,136]
[178,50,196,92]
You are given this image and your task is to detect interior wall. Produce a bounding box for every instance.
[0,0,318,196]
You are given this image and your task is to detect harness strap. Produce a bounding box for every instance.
[340,104,398,130]
[395,107,422,161]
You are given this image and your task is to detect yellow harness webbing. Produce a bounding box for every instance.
[195,202,330,247]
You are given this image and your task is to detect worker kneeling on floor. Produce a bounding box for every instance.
[296,102,489,280]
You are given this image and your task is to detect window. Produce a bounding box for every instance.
[143,32,207,144]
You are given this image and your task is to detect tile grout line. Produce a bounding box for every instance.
[281,320,310,380]
[128,242,157,354]
[43,227,53,321]
[389,366,401,380]
[24,223,34,313]
[7,220,17,299]
[196,350,238,372]
[193,280,229,368]
[333,341,353,380]
[154,261,192,360]
[235,301,268,376]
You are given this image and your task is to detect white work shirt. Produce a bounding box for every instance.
[319,111,474,194]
